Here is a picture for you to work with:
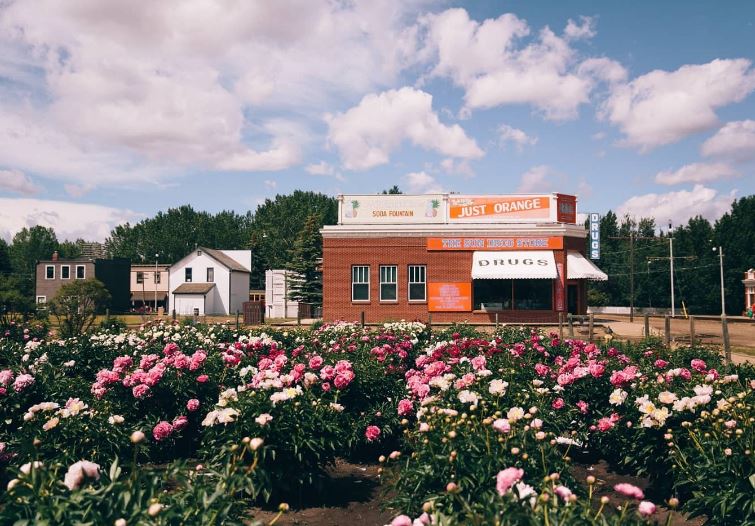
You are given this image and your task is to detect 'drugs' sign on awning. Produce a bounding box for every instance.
[471,251,557,280]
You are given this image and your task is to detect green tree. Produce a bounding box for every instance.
[0,238,11,274]
[0,275,33,325]
[714,195,755,314]
[286,214,323,305]
[249,191,337,289]
[49,279,111,338]
[10,226,59,299]
[58,240,83,259]
[382,185,402,194]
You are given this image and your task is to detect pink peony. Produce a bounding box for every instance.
[172,415,189,431]
[63,460,100,491]
[638,501,656,516]
[470,355,487,371]
[492,418,511,434]
[496,467,524,495]
[552,398,565,410]
[654,359,668,369]
[0,370,14,386]
[690,359,707,372]
[365,425,381,442]
[152,421,174,441]
[614,483,644,500]
[163,342,180,356]
[534,363,550,377]
[320,365,336,381]
[588,362,605,378]
[189,351,207,371]
[390,516,412,526]
[132,384,151,399]
[576,400,589,414]
[186,399,200,412]
[13,374,35,392]
[397,399,413,416]
[555,485,573,501]
[308,356,324,370]
[196,374,209,383]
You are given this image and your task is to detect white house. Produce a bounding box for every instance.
[265,269,300,319]
[168,247,251,316]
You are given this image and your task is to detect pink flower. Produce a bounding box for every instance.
[534,363,550,377]
[390,515,412,526]
[365,425,381,442]
[496,467,524,495]
[576,401,589,414]
[557,373,574,386]
[397,399,413,416]
[0,370,14,386]
[112,356,133,372]
[555,485,573,501]
[638,501,656,516]
[654,359,668,369]
[320,365,336,381]
[588,362,605,378]
[321,382,331,392]
[690,359,707,372]
[163,342,180,356]
[597,416,614,432]
[470,355,487,371]
[614,483,644,500]
[492,418,511,434]
[13,374,35,392]
[172,415,189,432]
[132,384,151,399]
[189,351,207,371]
[552,398,565,410]
[139,354,159,370]
[152,421,173,441]
[308,356,324,370]
[186,399,200,412]
[196,374,209,383]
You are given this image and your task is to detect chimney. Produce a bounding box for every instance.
[52,251,59,261]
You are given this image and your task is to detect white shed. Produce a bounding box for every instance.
[265,269,299,319]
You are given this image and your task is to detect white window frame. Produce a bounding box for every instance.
[154,272,161,284]
[207,267,214,282]
[185,268,192,283]
[408,264,427,302]
[36,296,46,304]
[60,265,70,280]
[136,271,144,284]
[75,265,86,279]
[45,265,55,280]
[351,265,370,302]
[379,265,398,302]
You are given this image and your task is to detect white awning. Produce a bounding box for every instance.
[567,251,608,281]
[472,251,557,279]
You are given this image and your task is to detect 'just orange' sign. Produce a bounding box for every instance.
[449,196,550,221]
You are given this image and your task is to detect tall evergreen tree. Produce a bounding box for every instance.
[287,214,323,305]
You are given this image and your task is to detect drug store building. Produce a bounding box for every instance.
[321,194,607,323]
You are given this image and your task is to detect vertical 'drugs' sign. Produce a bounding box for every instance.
[589,213,600,260]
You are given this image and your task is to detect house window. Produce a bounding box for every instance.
[207,268,214,282]
[408,265,426,301]
[60,265,70,280]
[45,265,55,280]
[185,268,192,282]
[36,296,46,304]
[76,265,86,279]
[352,265,369,301]
[136,271,144,284]
[380,265,397,301]
[154,272,161,284]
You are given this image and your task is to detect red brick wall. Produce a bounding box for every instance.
[322,236,583,324]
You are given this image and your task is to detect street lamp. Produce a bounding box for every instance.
[154,253,159,316]
[712,246,725,316]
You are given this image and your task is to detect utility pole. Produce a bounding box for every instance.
[610,231,639,322]
[669,235,675,317]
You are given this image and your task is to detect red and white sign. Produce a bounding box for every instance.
[448,195,551,222]
[427,236,563,251]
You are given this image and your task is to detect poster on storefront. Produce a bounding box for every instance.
[428,282,472,312]
[589,213,600,259]
[339,195,446,224]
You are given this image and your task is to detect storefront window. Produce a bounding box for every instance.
[408,265,426,301]
[473,279,512,310]
[352,265,369,301]
[380,265,397,301]
[513,280,552,310]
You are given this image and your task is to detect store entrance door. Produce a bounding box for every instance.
[567,284,579,314]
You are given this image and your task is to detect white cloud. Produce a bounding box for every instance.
[0,198,141,242]
[440,158,475,178]
[516,165,555,193]
[0,0,426,186]
[263,179,277,189]
[326,87,483,170]
[600,59,755,150]
[420,8,625,120]
[564,16,596,41]
[654,162,739,185]
[498,124,538,151]
[404,171,444,193]
[64,183,93,198]
[0,169,41,195]
[616,185,736,226]
[305,161,336,176]
[701,120,755,161]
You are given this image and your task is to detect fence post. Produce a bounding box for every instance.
[689,316,695,347]
[105,308,110,321]
[495,312,499,330]
[558,312,564,340]
[722,315,731,364]
[588,313,594,342]
[172,309,176,321]
[360,311,365,328]
[236,310,240,330]
[297,306,301,326]
[428,312,432,335]
[568,313,574,338]
[664,315,671,346]
[644,314,650,339]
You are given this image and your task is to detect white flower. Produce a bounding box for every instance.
[532,379,544,387]
[329,403,345,412]
[458,390,479,405]
[693,384,713,397]
[63,360,76,367]
[507,407,525,422]
[108,415,125,425]
[255,413,273,426]
[42,417,59,431]
[19,461,43,475]
[63,460,100,491]
[488,379,509,396]
[250,437,264,450]
[658,391,678,404]
[609,389,628,405]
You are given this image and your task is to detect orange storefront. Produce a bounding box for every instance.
[321,194,606,324]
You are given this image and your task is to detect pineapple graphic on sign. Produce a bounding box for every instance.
[345,199,360,218]
[425,199,440,217]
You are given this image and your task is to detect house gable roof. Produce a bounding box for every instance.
[173,283,216,294]
[170,248,251,273]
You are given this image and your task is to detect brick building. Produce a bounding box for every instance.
[321,194,607,324]
[35,252,131,312]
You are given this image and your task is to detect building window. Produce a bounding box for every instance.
[352,265,369,301]
[513,280,552,310]
[61,265,70,280]
[36,296,46,304]
[207,267,214,282]
[76,265,86,279]
[136,271,144,284]
[154,272,161,284]
[380,265,397,301]
[185,268,193,282]
[408,265,426,301]
[45,265,55,280]
[473,279,512,311]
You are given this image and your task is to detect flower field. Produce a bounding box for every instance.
[0,320,752,525]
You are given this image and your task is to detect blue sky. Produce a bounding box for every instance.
[0,0,754,241]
